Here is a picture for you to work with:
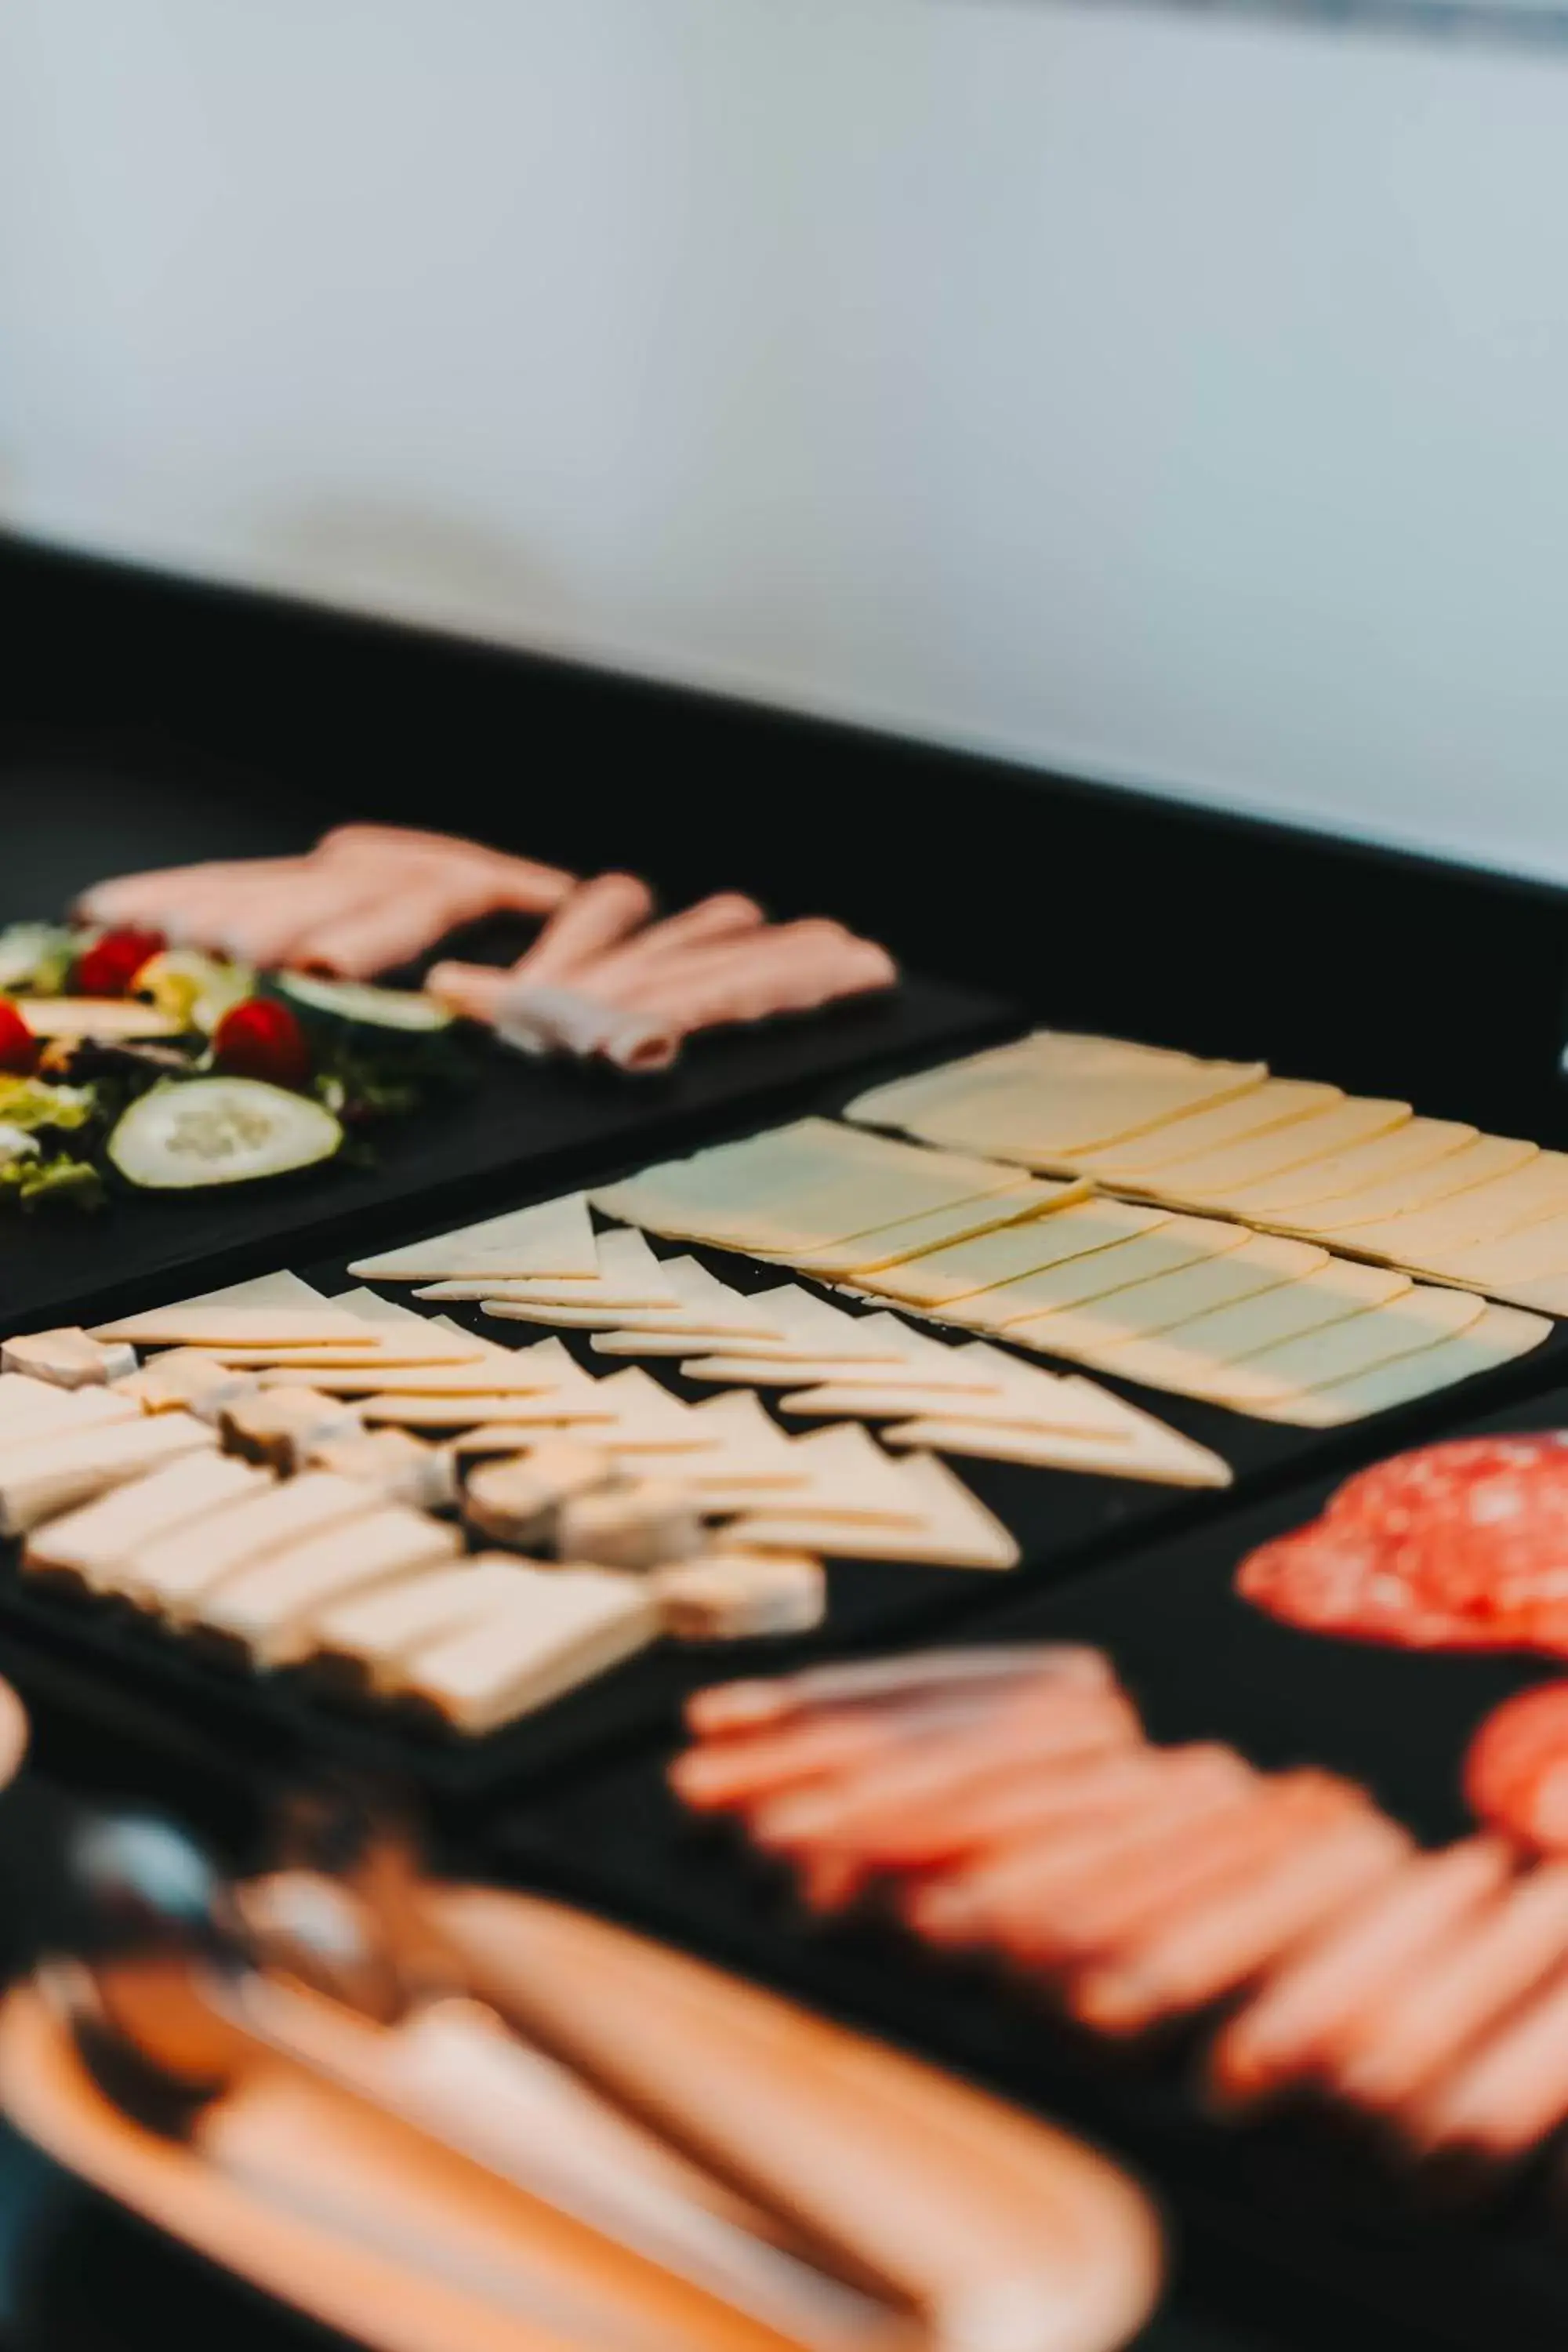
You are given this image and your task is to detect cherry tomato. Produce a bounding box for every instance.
[73,927,166,997]
[0,1000,40,1076]
[212,997,313,1091]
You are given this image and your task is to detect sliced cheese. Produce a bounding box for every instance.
[417,1226,680,1310]
[1196,1283,1488,1408]
[1415,1212,1568,1294]
[855,1200,1172,1308]
[0,1377,142,1440]
[880,1413,1232,1488]
[1271,1135,1540,1239]
[731,1451,1018,1570]
[902,1055,1269,1166]
[1327,1154,1568,1268]
[1137,1098,1412,1205]
[0,1411,217,1537]
[92,1306,370,1350]
[347,1193,597,1283]
[394,1568,658,1733]
[258,1357,571,1396]
[746,1422,935,1523]
[112,1349,260,1417]
[1070,1079,1345,1180]
[998,1236,1327,1363]
[362,1390,615,1430]
[198,1506,462,1664]
[310,1557,546,1688]
[1218,1117,1481,1216]
[120,1471,377,1617]
[0,1328,134,1388]
[939,1216,1254,1334]
[1093,1261,1410,1397]
[768,1178,1084,1275]
[1246,1304,1552,1425]
[22,1454,269,1588]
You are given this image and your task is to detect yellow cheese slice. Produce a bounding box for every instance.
[1218,1118,1481,1217]
[857,1200,1172,1308]
[415,1226,679,1310]
[768,1178,1084,1275]
[1269,1136,1540,1238]
[1245,1305,1551,1425]
[257,1358,570,1396]
[939,1217,1254,1334]
[879,1414,1232,1488]
[391,1567,658,1733]
[361,1390,614,1430]
[1070,1079,1345,1180]
[1480,1269,1568,1316]
[0,1377,140,1440]
[1093,1261,1410,1396]
[1325,1152,1568,1268]
[907,1058,1269,1167]
[733,1450,1019,1570]
[13,996,180,1039]
[1138,1098,1412,1205]
[93,1306,370,1349]
[1413,1211,1568,1294]
[347,1192,597,1283]
[1196,1284,1486,1408]
[997,1236,1326,1364]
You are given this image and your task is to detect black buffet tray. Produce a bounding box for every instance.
[485,1380,1568,2352]
[5,1206,1568,1817]
[0,970,1014,1337]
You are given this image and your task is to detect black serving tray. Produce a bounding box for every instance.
[485,1379,1568,2352]
[5,1206,1568,1818]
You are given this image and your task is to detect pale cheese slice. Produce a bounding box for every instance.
[880,1413,1232,1488]
[319,1290,491,1363]
[1138,1099,1413,1205]
[0,1377,142,1440]
[1413,1212,1568,1294]
[394,1567,658,1733]
[22,1454,269,1588]
[587,1328,790,1359]
[843,1031,1182,1132]
[997,1235,1326,1364]
[1070,1079,1345,1180]
[118,1472,377,1616]
[93,1306,370,1350]
[857,1200,1173,1308]
[741,1422,931,1522]
[768,1179,1084,1276]
[1093,1261,1411,1397]
[592,1120,1025,1254]
[257,1357,572,1396]
[0,1411,217,1537]
[1481,1269,1568,1316]
[1244,1304,1552,1425]
[906,1061,1269,1167]
[362,1390,615,1430]
[416,1226,680,1310]
[1266,1136,1541,1239]
[610,1393,808,1497]
[310,1557,546,1688]
[1327,1154,1568,1269]
[680,1354,964,1390]
[1218,1118,1482,1217]
[731,1451,1019,1570]
[1195,1284,1488,1408]
[939,1217,1254,1334]
[588,1367,718,1450]
[198,1507,463,1665]
[347,1193,597,1283]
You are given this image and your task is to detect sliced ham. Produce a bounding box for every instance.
[1462,1682,1568,1853]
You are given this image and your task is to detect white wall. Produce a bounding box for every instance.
[4,0,1568,884]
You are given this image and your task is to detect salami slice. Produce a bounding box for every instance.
[1464,1683,1568,1853]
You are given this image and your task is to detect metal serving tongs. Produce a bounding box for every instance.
[31,1788,1162,2352]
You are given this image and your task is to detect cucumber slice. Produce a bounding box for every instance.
[107,1079,343,1189]
[277,973,453,1033]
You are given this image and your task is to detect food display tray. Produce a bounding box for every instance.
[5,1214,1568,1826]
[485,1379,1568,2352]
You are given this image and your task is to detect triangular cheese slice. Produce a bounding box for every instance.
[348,1193,597,1282]
[880,1414,1231,1489]
[731,1451,1018,1570]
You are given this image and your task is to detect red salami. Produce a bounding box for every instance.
[1237,1435,1568,1659]
[1465,1684,1568,1853]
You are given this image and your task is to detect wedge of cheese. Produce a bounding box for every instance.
[112,1348,260,1419]
[22,1454,270,1589]
[309,1556,546,1690]
[198,1506,463,1665]
[393,1567,659,1732]
[0,1411,218,1537]
[0,1328,136,1388]
[878,1412,1231,1487]
[120,1471,378,1617]
[347,1192,597,1283]
[730,1452,1019,1570]
[220,1387,363,1472]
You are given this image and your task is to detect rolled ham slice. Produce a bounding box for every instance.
[684,1645,1113,1737]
